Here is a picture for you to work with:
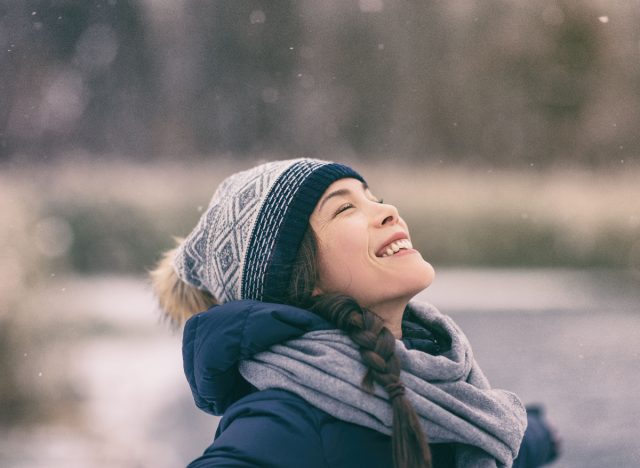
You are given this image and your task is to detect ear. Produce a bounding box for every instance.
[311,285,324,297]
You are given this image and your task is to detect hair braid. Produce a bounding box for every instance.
[309,295,432,468]
[289,229,432,468]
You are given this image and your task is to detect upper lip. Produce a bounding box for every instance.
[375,232,409,257]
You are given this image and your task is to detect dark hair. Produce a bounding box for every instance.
[288,228,432,468]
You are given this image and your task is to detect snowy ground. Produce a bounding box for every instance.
[1,269,639,467]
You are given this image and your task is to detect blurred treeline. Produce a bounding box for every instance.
[2,0,639,166]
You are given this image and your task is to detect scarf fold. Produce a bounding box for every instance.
[239,300,527,468]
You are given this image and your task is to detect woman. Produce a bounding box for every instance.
[151,158,558,467]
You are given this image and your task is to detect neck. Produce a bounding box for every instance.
[369,298,409,339]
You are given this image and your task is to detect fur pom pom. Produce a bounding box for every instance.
[149,239,217,326]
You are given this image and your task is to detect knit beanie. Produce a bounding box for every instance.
[173,158,365,304]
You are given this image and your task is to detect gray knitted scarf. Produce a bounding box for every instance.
[239,301,527,468]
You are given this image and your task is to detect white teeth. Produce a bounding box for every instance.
[380,239,413,257]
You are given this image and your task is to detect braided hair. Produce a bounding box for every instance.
[288,228,432,468]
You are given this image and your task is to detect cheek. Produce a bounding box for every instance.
[315,229,370,291]
[316,244,357,291]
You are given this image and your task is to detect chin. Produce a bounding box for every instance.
[388,267,435,302]
[422,261,436,288]
[406,257,435,290]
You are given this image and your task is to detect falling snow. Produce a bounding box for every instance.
[249,10,266,25]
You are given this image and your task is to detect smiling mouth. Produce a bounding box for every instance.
[377,238,413,257]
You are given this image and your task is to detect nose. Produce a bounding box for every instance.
[377,202,400,227]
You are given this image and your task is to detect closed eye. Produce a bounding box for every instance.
[334,203,354,216]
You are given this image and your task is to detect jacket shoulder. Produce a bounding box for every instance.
[182,300,329,414]
[188,389,329,468]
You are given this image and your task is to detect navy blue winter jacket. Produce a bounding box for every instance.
[183,300,557,467]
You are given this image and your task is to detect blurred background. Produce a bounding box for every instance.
[1,0,640,466]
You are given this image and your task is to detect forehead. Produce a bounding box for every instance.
[322,177,367,194]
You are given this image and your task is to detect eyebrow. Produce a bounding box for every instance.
[317,181,369,212]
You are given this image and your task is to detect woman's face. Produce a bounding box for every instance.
[309,178,435,309]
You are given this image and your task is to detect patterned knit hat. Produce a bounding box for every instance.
[173,158,364,304]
